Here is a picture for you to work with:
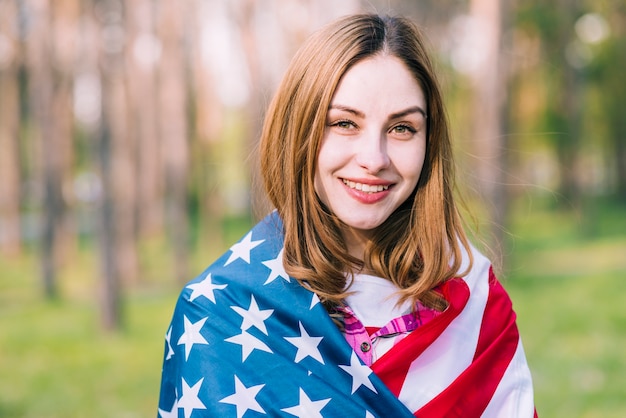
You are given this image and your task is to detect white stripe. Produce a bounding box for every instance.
[398,246,491,411]
[481,338,535,417]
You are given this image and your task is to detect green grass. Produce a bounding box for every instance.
[0,250,179,418]
[0,298,173,417]
[505,196,626,417]
[0,216,253,418]
[0,198,624,417]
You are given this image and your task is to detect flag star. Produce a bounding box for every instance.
[165,326,175,361]
[339,352,378,394]
[177,315,209,361]
[281,388,331,418]
[261,248,290,284]
[186,272,227,303]
[178,378,207,418]
[231,295,274,335]
[285,321,325,364]
[310,293,320,309]
[225,330,273,361]
[365,411,375,418]
[219,375,266,418]
[157,398,177,418]
[224,231,265,266]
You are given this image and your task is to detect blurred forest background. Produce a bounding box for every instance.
[0,0,624,417]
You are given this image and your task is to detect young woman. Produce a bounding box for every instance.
[158,14,536,417]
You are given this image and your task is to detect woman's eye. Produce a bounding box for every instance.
[334,120,355,129]
[328,119,358,132]
[390,124,416,136]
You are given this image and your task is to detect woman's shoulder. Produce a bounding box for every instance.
[215,210,284,266]
[456,239,495,292]
[459,237,491,268]
[173,211,300,308]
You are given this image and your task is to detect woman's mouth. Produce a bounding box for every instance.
[342,179,390,193]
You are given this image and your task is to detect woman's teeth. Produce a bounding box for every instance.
[342,179,389,193]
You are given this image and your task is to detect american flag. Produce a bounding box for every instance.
[158,212,536,417]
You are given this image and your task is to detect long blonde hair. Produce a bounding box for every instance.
[259,14,472,310]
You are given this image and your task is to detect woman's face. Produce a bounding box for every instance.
[314,54,428,258]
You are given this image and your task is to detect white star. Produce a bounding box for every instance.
[281,388,331,418]
[338,352,378,394]
[284,321,325,364]
[177,315,209,360]
[231,295,274,335]
[165,326,175,361]
[224,231,265,266]
[186,272,227,303]
[365,411,375,418]
[261,248,290,284]
[157,398,177,418]
[178,378,207,418]
[219,375,266,418]
[225,330,273,361]
[310,293,320,309]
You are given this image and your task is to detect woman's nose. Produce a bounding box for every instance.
[354,131,390,173]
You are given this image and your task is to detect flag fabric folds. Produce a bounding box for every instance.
[157,212,535,417]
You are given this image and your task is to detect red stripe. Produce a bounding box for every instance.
[371,278,470,397]
[365,326,381,336]
[414,268,520,417]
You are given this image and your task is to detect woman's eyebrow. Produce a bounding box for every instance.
[329,104,427,120]
[327,104,365,118]
[389,106,427,120]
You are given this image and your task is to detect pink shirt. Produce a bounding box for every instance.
[337,301,442,366]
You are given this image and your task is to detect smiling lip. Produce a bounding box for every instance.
[342,178,390,192]
[341,178,392,204]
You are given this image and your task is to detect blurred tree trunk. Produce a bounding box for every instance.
[608,33,626,200]
[90,0,139,288]
[469,0,509,262]
[234,0,263,218]
[597,13,626,201]
[126,0,164,239]
[51,0,80,263]
[25,0,63,299]
[157,0,190,282]
[188,0,226,253]
[24,0,79,298]
[0,0,22,256]
[96,99,121,330]
[94,0,131,330]
[109,11,138,287]
[554,0,582,207]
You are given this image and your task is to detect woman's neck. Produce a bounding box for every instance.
[342,227,372,262]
